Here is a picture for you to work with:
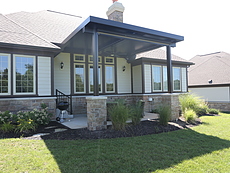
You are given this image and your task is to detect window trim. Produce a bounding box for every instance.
[74,63,86,94]
[88,55,102,63]
[105,57,114,64]
[0,53,11,95]
[88,64,102,93]
[152,65,162,92]
[13,54,36,95]
[105,65,115,93]
[173,67,181,91]
[74,54,85,62]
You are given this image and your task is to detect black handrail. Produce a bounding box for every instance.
[56,89,72,114]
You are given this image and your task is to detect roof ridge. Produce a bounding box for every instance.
[199,51,221,56]
[189,56,214,72]
[47,10,82,18]
[4,14,60,49]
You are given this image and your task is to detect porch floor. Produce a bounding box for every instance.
[61,112,158,129]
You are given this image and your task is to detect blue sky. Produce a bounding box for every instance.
[2,0,230,60]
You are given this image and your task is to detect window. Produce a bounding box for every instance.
[88,55,102,63]
[152,65,162,91]
[105,57,114,64]
[74,64,85,93]
[89,65,102,93]
[14,55,35,94]
[75,54,85,62]
[163,66,168,91]
[173,67,181,91]
[0,54,10,95]
[105,65,114,92]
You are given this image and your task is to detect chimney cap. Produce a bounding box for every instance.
[112,0,118,3]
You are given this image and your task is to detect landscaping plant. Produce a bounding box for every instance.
[184,109,197,123]
[130,100,144,125]
[157,104,171,126]
[108,99,129,130]
[208,108,220,115]
[0,122,15,133]
[179,93,208,116]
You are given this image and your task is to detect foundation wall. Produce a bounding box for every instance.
[208,102,230,112]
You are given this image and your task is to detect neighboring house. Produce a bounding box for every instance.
[188,51,230,111]
[0,1,192,129]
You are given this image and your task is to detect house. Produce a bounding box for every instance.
[0,1,192,130]
[188,51,230,111]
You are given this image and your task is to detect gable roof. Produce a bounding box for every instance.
[0,13,60,50]
[6,10,84,44]
[136,48,192,64]
[188,51,230,86]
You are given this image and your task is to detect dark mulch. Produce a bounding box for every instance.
[0,118,202,140]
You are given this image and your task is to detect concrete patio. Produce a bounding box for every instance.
[61,112,158,129]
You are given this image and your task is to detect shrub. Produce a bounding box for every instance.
[15,119,37,133]
[0,111,16,124]
[157,104,171,126]
[184,109,197,123]
[208,108,220,115]
[130,100,144,125]
[0,122,15,133]
[108,100,129,130]
[179,93,208,115]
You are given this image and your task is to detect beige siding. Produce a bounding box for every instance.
[133,65,142,93]
[181,67,187,92]
[189,87,230,102]
[54,53,71,95]
[144,64,151,93]
[38,56,51,96]
[117,58,131,93]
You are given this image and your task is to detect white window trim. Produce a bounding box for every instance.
[163,66,168,92]
[105,65,115,93]
[0,53,11,95]
[74,54,85,62]
[89,64,102,93]
[105,57,114,64]
[152,65,162,92]
[173,67,181,91]
[88,55,102,63]
[13,54,36,95]
[74,63,86,94]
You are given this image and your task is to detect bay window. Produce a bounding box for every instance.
[152,65,162,91]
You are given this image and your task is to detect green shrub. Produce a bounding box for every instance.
[179,93,208,115]
[0,122,15,133]
[0,111,16,124]
[130,100,144,125]
[184,109,197,123]
[157,104,171,126]
[208,108,220,115]
[108,101,129,131]
[15,119,37,133]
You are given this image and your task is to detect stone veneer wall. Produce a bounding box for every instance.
[208,102,230,112]
[86,97,107,131]
[0,97,56,115]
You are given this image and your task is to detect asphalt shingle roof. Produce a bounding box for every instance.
[136,48,191,63]
[188,52,230,86]
[0,13,59,49]
[6,10,84,44]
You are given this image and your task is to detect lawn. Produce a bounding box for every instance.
[0,113,230,173]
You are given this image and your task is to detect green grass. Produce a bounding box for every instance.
[1,113,230,173]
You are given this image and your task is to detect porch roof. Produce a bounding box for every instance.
[61,16,184,62]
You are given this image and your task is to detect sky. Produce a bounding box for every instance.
[1,0,230,60]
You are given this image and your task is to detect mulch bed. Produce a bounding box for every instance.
[0,118,202,140]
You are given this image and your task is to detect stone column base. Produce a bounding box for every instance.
[86,96,107,131]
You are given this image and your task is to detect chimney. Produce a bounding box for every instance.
[106,0,125,22]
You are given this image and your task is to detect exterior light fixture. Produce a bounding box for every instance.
[60,62,64,69]
[122,66,126,72]
[208,79,212,84]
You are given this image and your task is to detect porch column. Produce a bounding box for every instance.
[92,29,99,96]
[167,46,173,93]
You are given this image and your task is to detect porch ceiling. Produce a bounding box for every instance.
[61,16,184,62]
